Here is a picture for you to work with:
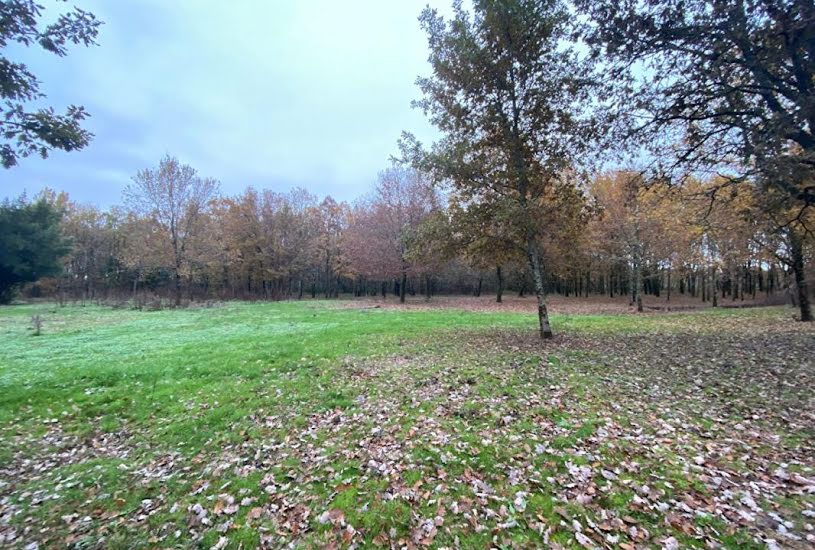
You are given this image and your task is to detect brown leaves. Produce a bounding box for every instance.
[316,508,345,526]
[3,307,813,549]
[411,517,439,546]
[212,494,239,516]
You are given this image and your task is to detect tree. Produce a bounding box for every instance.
[447,193,525,303]
[405,0,601,338]
[0,194,71,303]
[60,199,123,301]
[314,197,350,298]
[0,0,101,167]
[736,184,814,321]
[118,212,166,303]
[579,0,815,319]
[591,172,660,311]
[579,0,814,196]
[123,155,219,306]
[345,165,438,302]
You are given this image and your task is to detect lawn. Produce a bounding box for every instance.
[0,301,813,548]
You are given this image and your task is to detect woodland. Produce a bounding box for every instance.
[1,1,815,549]
[2,0,814,337]
[15,162,811,321]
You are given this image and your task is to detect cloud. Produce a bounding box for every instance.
[0,0,443,205]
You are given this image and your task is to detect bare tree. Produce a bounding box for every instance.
[124,155,219,306]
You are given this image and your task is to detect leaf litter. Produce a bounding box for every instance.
[0,307,813,548]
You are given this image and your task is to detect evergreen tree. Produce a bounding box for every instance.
[0,196,71,303]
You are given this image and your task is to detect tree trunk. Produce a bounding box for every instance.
[474,276,482,297]
[400,270,407,303]
[634,262,643,312]
[324,254,331,299]
[170,224,182,307]
[496,265,504,303]
[630,255,643,312]
[526,238,553,339]
[701,271,707,302]
[666,266,672,302]
[752,263,757,299]
[173,266,182,307]
[790,228,813,322]
[711,266,718,308]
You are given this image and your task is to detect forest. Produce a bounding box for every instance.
[9,161,811,320]
[2,0,813,338]
[1,1,814,549]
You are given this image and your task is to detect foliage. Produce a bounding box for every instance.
[578,0,814,221]
[403,0,604,337]
[124,155,219,306]
[0,194,70,303]
[0,0,101,167]
[345,165,439,300]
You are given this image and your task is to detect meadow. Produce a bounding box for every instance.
[0,300,813,549]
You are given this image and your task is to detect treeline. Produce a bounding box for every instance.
[13,157,810,319]
[3,0,814,336]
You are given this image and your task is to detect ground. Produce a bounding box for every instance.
[0,298,813,549]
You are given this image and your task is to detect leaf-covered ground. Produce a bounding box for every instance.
[0,301,812,549]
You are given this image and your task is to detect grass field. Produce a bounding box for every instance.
[1,300,813,549]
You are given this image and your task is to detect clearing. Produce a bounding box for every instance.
[0,300,813,549]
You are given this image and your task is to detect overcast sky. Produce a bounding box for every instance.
[0,0,446,206]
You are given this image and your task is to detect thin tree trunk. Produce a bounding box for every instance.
[324,254,331,299]
[526,238,553,339]
[701,271,707,302]
[496,265,504,303]
[634,262,643,312]
[711,265,718,308]
[174,266,182,307]
[733,268,740,301]
[400,270,407,303]
[171,223,182,306]
[752,263,757,299]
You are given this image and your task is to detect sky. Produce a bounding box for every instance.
[0,0,446,206]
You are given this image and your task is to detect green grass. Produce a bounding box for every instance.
[0,301,527,431]
[0,301,811,549]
